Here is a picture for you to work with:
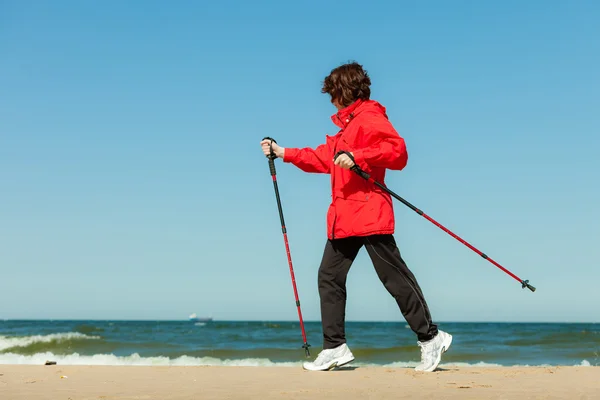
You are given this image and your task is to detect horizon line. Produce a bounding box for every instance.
[1,318,598,324]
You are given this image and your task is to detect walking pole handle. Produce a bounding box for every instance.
[263,137,278,176]
[334,150,370,180]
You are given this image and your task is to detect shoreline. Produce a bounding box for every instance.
[1,365,598,399]
[0,361,595,367]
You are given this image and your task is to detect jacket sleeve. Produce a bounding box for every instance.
[283,142,331,174]
[351,117,408,171]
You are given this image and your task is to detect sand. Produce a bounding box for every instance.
[0,365,598,400]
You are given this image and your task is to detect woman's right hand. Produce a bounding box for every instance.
[260,139,284,159]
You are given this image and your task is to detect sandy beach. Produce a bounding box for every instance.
[0,365,598,400]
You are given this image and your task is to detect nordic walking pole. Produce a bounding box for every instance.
[334,151,536,293]
[263,137,311,357]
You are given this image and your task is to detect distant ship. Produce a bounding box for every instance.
[189,313,212,322]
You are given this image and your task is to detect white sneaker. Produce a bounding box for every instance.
[415,330,452,372]
[302,343,355,371]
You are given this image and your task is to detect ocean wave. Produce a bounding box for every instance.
[0,352,593,368]
[0,332,100,352]
[0,352,300,367]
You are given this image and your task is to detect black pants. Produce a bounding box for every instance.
[318,234,438,349]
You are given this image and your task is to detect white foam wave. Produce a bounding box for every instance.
[0,352,594,368]
[0,332,100,352]
[0,352,301,366]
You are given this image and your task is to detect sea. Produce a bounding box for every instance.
[0,320,598,368]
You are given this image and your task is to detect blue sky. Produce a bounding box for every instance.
[1,0,598,322]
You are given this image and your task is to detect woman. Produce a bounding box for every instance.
[260,62,451,372]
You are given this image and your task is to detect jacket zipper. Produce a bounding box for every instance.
[331,213,336,240]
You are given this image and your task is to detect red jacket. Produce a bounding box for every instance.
[283,99,408,239]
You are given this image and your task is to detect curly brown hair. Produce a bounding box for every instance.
[321,62,371,108]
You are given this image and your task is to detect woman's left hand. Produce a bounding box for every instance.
[334,152,355,169]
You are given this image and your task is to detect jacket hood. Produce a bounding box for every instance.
[331,99,388,129]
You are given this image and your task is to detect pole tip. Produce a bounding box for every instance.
[303,343,311,358]
[521,280,536,292]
